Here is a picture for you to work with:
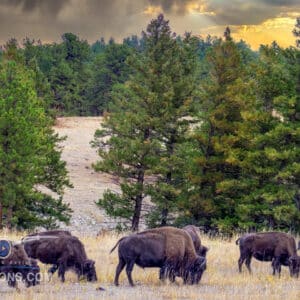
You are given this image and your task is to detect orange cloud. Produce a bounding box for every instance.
[144,5,162,16]
[233,16,299,49]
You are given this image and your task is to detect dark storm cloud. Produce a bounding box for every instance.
[0,0,299,45]
[0,0,70,16]
[149,0,194,15]
[260,0,299,6]
[205,0,300,25]
[146,0,299,25]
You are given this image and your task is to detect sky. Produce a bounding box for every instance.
[0,0,299,49]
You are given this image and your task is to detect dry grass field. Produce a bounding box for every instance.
[1,231,300,300]
[1,117,299,299]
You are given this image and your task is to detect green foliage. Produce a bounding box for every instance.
[93,14,198,230]
[183,36,300,234]
[89,41,133,115]
[93,81,160,231]
[0,59,72,229]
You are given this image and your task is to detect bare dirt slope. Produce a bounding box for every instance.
[54,117,117,235]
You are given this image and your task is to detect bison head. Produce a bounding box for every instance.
[289,255,300,278]
[199,245,209,257]
[187,256,207,285]
[83,259,97,282]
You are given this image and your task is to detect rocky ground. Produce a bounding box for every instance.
[54,117,118,236]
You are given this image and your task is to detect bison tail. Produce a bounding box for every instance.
[110,237,125,254]
[235,238,240,245]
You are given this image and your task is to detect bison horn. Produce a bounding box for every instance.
[200,257,206,269]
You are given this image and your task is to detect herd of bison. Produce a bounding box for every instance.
[1,225,300,291]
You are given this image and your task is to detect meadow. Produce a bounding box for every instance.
[1,231,300,300]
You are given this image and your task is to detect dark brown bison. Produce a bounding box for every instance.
[23,234,97,282]
[0,242,40,288]
[23,230,72,277]
[236,232,299,276]
[183,225,209,257]
[25,230,72,238]
[111,226,206,286]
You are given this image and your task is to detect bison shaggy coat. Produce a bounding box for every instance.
[236,232,299,276]
[111,226,206,286]
[183,225,209,257]
[23,234,97,282]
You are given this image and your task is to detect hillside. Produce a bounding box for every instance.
[54,117,117,235]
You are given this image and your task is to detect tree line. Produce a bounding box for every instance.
[93,15,300,234]
[0,15,299,233]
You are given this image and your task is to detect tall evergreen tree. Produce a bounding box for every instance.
[184,29,253,233]
[93,15,198,230]
[0,58,72,229]
[142,18,198,226]
[231,44,300,232]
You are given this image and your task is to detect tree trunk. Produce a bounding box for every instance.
[6,206,13,230]
[0,202,3,229]
[160,208,168,226]
[131,194,143,232]
[160,132,175,226]
[131,128,150,231]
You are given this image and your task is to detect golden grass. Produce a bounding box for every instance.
[1,231,300,300]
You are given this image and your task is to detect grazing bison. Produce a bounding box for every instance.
[183,225,209,257]
[0,242,40,288]
[236,232,299,276]
[22,230,72,277]
[288,255,300,278]
[23,234,97,282]
[25,230,72,238]
[111,226,206,286]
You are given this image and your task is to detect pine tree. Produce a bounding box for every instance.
[141,17,198,226]
[184,29,253,233]
[232,44,300,232]
[0,58,72,229]
[93,15,198,230]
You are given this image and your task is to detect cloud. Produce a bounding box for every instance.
[148,0,195,15]
[203,0,299,25]
[0,0,298,48]
[0,0,70,16]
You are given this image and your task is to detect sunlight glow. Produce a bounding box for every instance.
[143,5,162,16]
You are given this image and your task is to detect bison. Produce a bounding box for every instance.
[25,230,72,238]
[0,242,40,288]
[111,226,206,286]
[23,233,97,282]
[183,225,209,257]
[236,232,300,276]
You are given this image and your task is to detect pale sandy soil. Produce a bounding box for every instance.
[53,117,118,235]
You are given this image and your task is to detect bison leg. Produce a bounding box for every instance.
[159,265,173,282]
[272,258,281,277]
[114,257,126,286]
[238,255,246,273]
[159,267,166,282]
[245,256,252,274]
[125,261,135,287]
[48,264,58,281]
[58,263,67,282]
